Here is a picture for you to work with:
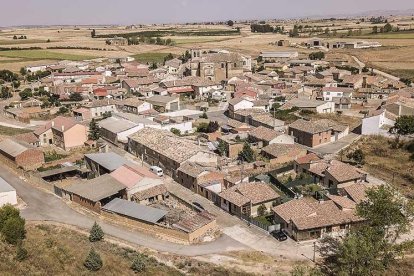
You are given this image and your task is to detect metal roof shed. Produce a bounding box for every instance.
[102,198,167,224]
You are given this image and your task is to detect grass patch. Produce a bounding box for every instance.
[379,68,414,82]
[0,50,95,61]
[343,135,414,198]
[44,150,68,163]
[0,224,182,275]
[132,52,173,64]
[0,125,31,136]
[96,29,240,39]
[0,39,50,45]
[252,215,273,227]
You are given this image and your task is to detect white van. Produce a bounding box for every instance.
[150,166,164,177]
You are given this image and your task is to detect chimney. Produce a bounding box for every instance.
[362,76,367,88]
[61,125,65,132]
[51,121,55,127]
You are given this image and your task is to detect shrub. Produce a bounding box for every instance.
[89,222,104,242]
[0,204,20,232]
[15,241,28,261]
[257,204,267,216]
[2,216,26,245]
[84,248,103,271]
[170,128,181,136]
[131,256,146,273]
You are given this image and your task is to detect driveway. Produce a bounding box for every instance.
[310,133,360,156]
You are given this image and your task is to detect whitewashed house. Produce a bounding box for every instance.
[361,110,396,136]
[0,177,17,207]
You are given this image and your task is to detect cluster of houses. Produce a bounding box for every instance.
[1,44,412,243]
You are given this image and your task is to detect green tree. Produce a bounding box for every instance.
[84,248,103,271]
[1,216,26,245]
[372,26,378,33]
[390,115,414,144]
[309,51,325,60]
[69,93,83,101]
[0,204,20,232]
[257,204,267,216]
[91,29,96,38]
[89,222,104,242]
[57,106,69,115]
[88,119,100,141]
[239,142,255,163]
[227,20,234,27]
[19,88,33,100]
[319,185,414,276]
[170,128,181,136]
[131,255,146,273]
[19,67,27,76]
[383,23,393,33]
[346,148,365,165]
[217,140,227,157]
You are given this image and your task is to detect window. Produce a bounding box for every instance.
[340,224,346,229]
[221,63,225,68]
[326,226,332,233]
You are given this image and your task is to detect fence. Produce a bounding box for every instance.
[240,214,273,233]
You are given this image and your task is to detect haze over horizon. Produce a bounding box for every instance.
[1,0,413,27]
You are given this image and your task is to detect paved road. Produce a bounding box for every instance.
[310,133,360,156]
[352,56,400,81]
[0,166,247,256]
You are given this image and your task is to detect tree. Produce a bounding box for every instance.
[390,115,414,145]
[88,119,100,141]
[89,222,104,242]
[13,35,17,40]
[19,88,33,100]
[319,185,414,276]
[217,140,227,157]
[238,142,255,163]
[372,26,378,34]
[289,25,299,37]
[91,29,96,38]
[383,23,393,33]
[346,148,365,165]
[227,20,234,27]
[257,204,267,216]
[57,106,69,115]
[0,86,12,99]
[20,67,27,76]
[170,128,181,136]
[0,204,20,232]
[131,255,146,273]
[84,248,103,271]
[309,51,325,60]
[2,216,26,245]
[207,121,220,133]
[69,92,83,101]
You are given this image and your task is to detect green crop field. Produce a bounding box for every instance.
[131,52,174,63]
[0,50,95,61]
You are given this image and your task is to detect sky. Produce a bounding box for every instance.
[0,0,413,26]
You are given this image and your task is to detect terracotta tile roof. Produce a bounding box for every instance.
[35,116,78,135]
[343,184,369,204]
[132,184,168,201]
[12,132,39,144]
[325,160,365,183]
[326,194,356,209]
[220,182,279,206]
[110,164,158,189]
[289,119,347,134]
[248,126,281,142]
[295,153,322,165]
[273,197,363,230]
[173,211,215,233]
[262,143,306,159]
[128,128,202,164]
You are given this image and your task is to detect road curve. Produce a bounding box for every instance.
[0,166,247,256]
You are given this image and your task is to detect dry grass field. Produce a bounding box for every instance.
[0,17,412,78]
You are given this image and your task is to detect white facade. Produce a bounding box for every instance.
[0,177,17,207]
[361,111,395,135]
[316,102,335,113]
[90,104,118,118]
[232,99,255,112]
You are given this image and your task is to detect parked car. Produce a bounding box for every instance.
[150,166,163,177]
[192,202,205,210]
[271,230,288,241]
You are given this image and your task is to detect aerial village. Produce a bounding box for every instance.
[0,34,413,252]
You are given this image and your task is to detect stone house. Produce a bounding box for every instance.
[0,139,44,170]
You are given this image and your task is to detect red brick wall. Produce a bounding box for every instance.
[289,128,331,148]
[72,194,102,213]
[15,149,45,170]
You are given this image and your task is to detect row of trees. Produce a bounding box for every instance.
[251,24,284,34]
